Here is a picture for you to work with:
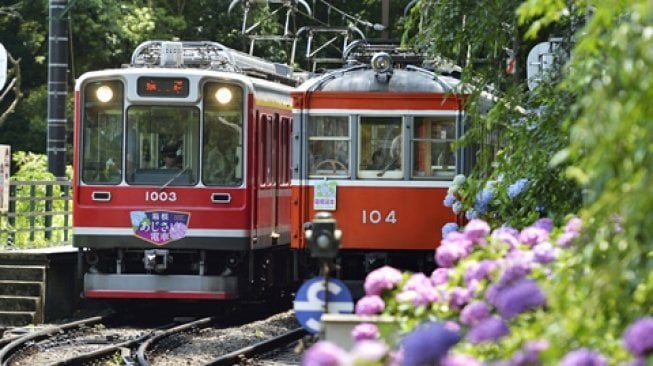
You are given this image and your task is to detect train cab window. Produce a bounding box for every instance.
[308,116,350,178]
[202,82,243,186]
[125,106,200,186]
[81,80,124,185]
[412,117,456,179]
[358,116,403,179]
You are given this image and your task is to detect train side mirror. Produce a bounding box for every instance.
[305,212,341,259]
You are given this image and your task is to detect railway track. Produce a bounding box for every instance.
[0,309,308,366]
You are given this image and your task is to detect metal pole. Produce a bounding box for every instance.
[47,0,68,179]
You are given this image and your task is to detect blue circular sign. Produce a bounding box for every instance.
[294,276,354,333]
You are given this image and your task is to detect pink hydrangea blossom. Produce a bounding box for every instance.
[363,266,403,296]
[355,295,385,315]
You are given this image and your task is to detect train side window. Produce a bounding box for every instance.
[81,80,124,185]
[357,116,403,179]
[411,117,456,179]
[308,116,350,178]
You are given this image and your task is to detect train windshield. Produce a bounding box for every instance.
[202,82,244,186]
[81,80,124,185]
[125,106,200,186]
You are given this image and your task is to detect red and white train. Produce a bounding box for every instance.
[72,40,467,301]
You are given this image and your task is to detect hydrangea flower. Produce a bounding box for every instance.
[460,301,491,325]
[363,266,403,296]
[560,348,607,366]
[349,340,388,363]
[355,295,385,315]
[444,193,456,207]
[493,279,546,319]
[464,259,498,285]
[441,353,482,366]
[623,317,653,357]
[532,242,557,264]
[452,201,463,214]
[351,323,379,342]
[448,286,473,310]
[401,322,461,366]
[465,208,479,220]
[442,222,459,237]
[463,219,491,243]
[301,341,350,366]
[398,273,441,306]
[474,188,494,214]
[453,174,466,186]
[565,216,582,234]
[466,316,509,343]
[533,217,554,232]
[504,339,550,365]
[519,226,549,246]
[431,268,449,285]
[507,178,529,199]
[492,226,520,248]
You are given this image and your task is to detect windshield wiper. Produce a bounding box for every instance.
[160,167,188,191]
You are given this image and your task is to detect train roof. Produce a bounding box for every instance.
[295,64,462,93]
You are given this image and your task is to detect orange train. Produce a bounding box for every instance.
[72,40,467,301]
[290,46,466,290]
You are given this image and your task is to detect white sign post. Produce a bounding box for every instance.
[0,145,10,213]
[0,42,7,90]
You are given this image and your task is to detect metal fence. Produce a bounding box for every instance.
[0,180,72,248]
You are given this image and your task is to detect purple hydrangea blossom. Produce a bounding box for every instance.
[507,178,529,199]
[355,295,385,315]
[466,316,509,343]
[435,238,470,268]
[493,279,546,319]
[464,259,498,285]
[463,219,491,244]
[448,286,473,310]
[351,323,379,342]
[301,341,350,366]
[497,259,531,286]
[441,353,482,366]
[363,266,403,296]
[444,193,456,207]
[560,348,607,366]
[398,273,441,306]
[534,217,554,232]
[401,322,461,366]
[533,242,557,264]
[565,217,582,234]
[519,226,549,246]
[492,226,520,248]
[349,340,388,363]
[623,317,653,357]
[504,339,550,366]
[431,268,449,285]
[556,232,577,248]
[460,301,491,325]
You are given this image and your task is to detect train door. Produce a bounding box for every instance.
[255,113,279,247]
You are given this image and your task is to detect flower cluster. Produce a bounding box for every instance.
[301,216,597,365]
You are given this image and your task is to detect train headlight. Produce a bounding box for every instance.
[215,87,233,104]
[371,52,393,74]
[96,85,114,103]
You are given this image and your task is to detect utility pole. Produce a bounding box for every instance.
[47,0,68,179]
[382,0,390,39]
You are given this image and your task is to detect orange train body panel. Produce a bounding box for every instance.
[291,184,455,250]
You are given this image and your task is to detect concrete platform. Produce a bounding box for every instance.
[0,245,79,326]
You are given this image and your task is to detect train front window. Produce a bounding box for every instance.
[412,117,456,179]
[358,116,403,179]
[202,82,244,186]
[81,80,124,185]
[125,106,200,186]
[308,116,350,178]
